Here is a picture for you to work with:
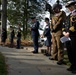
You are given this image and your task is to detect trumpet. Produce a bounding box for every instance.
[70,16,76,22]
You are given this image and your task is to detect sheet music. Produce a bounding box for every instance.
[60,36,71,43]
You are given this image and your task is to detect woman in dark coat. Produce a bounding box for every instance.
[43,18,52,56]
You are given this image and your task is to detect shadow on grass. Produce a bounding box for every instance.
[63,50,71,66]
[0,52,7,75]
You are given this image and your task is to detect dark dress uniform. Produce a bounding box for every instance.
[62,10,76,71]
[64,1,76,73]
[31,21,39,53]
[44,23,51,47]
[16,29,21,49]
[1,29,7,43]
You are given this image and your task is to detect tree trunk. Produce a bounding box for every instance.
[1,0,7,30]
[25,0,28,37]
[22,0,28,39]
[22,0,26,39]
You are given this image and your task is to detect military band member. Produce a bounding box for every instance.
[63,1,76,74]
[49,3,66,65]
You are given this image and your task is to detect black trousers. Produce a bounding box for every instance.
[17,37,21,49]
[32,35,38,52]
[66,36,76,69]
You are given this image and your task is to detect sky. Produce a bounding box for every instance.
[43,0,67,19]
[48,0,57,6]
[46,0,69,16]
[39,0,69,22]
[48,0,66,10]
[39,0,68,35]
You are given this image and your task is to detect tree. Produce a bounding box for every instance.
[0,0,1,21]
[7,0,48,39]
[1,0,7,30]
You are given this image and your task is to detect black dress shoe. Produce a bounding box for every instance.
[32,51,38,54]
[16,47,20,49]
[44,53,51,56]
[49,57,54,60]
[57,60,65,65]
[72,70,76,74]
[67,67,72,71]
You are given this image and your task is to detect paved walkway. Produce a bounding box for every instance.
[0,46,74,75]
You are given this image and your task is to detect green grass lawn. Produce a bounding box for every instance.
[0,52,7,75]
[64,50,71,66]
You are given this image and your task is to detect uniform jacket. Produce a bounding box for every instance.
[2,29,7,39]
[10,30,15,39]
[31,21,39,36]
[51,11,66,36]
[43,23,51,37]
[62,10,76,36]
[17,31,21,38]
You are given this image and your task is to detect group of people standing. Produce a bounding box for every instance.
[0,1,76,74]
[30,1,76,74]
[1,27,21,49]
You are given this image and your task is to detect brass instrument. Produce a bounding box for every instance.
[70,15,76,22]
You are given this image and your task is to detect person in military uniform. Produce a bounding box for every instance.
[49,3,66,65]
[63,1,76,74]
[30,17,39,54]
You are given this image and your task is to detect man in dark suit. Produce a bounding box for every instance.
[31,17,39,53]
[63,1,76,74]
